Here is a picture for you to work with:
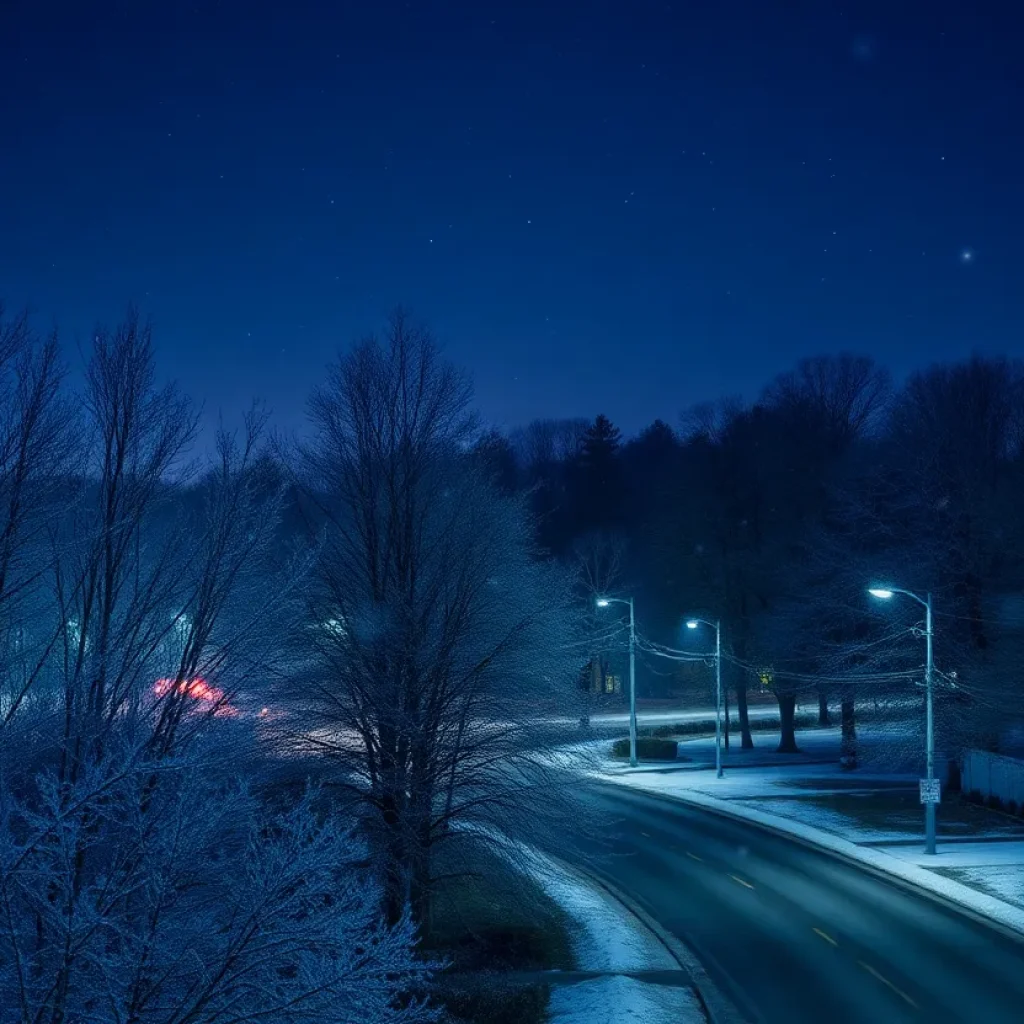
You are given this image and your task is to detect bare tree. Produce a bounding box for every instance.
[47,310,199,785]
[885,356,1024,751]
[0,745,435,1024]
[0,305,76,730]
[509,417,589,474]
[759,353,891,731]
[291,311,582,930]
[0,310,433,1023]
[765,353,891,452]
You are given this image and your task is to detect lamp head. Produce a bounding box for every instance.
[596,598,610,608]
[868,588,894,600]
[686,619,699,629]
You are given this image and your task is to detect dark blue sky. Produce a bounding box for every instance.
[2,0,1021,436]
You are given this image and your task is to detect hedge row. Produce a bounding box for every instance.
[610,737,679,760]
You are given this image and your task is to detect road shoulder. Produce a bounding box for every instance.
[498,841,715,1023]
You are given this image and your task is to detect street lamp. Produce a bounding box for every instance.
[687,618,723,778]
[597,596,637,767]
[869,585,937,855]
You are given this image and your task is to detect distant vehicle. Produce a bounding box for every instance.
[153,677,239,717]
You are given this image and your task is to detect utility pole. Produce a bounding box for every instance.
[597,595,638,767]
[869,586,939,855]
[687,617,724,778]
[715,618,723,779]
[628,596,637,768]
[925,592,936,855]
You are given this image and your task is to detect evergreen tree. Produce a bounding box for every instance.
[576,414,623,532]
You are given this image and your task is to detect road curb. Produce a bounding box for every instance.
[609,783,1024,947]
[570,861,747,1024]
[491,834,742,1023]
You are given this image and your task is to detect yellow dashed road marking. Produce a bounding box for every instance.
[730,874,755,889]
[686,851,703,862]
[858,961,919,1010]
[813,927,838,947]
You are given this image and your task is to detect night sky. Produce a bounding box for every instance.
[2,0,1022,436]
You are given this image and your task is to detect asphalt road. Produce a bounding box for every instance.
[572,785,1024,1023]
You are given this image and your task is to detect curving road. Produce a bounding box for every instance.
[571,784,1024,1023]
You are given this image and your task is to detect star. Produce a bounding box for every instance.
[960,248,975,263]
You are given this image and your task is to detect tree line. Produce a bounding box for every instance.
[474,351,1024,770]
[0,304,584,1022]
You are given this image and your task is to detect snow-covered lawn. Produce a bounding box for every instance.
[530,858,679,972]
[596,754,915,802]
[548,975,704,1024]
[497,844,706,1023]
[879,841,1024,911]
[730,796,902,840]
[936,866,1024,910]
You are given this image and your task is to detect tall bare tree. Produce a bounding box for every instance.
[764,353,891,452]
[0,310,433,1023]
[886,356,1024,750]
[0,305,76,731]
[292,311,581,928]
[759,353,892,741]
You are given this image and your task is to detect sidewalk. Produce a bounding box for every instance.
[594,729,1024,936]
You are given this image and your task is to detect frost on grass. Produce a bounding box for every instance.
[491,841,704,1023]
[937,865,1024,910]
[549,975,704,1024]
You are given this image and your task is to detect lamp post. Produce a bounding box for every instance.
[687,617,723,778]
[869,586,936,855]
[597,596,637,767]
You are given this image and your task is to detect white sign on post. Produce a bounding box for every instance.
[919,778,941,804]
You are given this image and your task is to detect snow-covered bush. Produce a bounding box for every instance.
[0,737,436,1023]
[0,309,436,1023]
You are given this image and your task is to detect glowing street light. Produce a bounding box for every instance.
[597,595,636,767]
[687,618,723,778]
[869,584,937,855]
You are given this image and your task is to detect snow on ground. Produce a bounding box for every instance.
[879,841,1024,910]
[729,797,901,840]
[495,842,705,1022]
[597,751,913,800]
[548,975,704,1024]
[563,705,779,727]
[939,867,1024,909]
[880,840,1024,867]
[527,855,678,972]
